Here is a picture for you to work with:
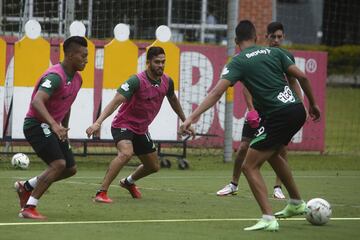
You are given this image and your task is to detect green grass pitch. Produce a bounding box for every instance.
[0,154,359,240]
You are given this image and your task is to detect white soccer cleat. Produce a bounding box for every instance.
[216,183,238,196]
[273,187,286,200]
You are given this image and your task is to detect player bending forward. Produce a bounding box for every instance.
[86,46,195,203]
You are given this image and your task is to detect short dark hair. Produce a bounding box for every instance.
[235,20,256,42]
[267,22,284,34]
[63,36,87,54]
[147,46,165,61]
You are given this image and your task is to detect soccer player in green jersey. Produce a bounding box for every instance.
[179,20,320,231]
[216,22,304,200]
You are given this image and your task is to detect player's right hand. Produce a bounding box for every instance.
[179,119,194,138]
[86,122,101,138]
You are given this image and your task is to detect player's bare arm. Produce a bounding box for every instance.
[167,94,196,138]
[62,109,71,128]
[61,109,71,141]
[86,92,126,138]
[243,86,255,111]
[167,94,186,122]
[287,75,309,119]
[287,76,303,101]
[287,65,320,121]
[31,90,69,141]
[179,79,231,134]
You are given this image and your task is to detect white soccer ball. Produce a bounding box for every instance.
[306,198,332,225]
[11,153,30,169]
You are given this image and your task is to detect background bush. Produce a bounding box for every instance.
[286,44,360,75]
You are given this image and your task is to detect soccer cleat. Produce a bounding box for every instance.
[273,187,286,200]
[19,207,47,220]
[216,183,238,196]
[94,191,113,203]
[120,179,142,199]
[244,219,279,231]
[14,181,32,208]
[274,201,308,218]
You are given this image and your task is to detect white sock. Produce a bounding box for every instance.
[262,214,275,221]
[289,198,303,205]
[126,175,135,184]
[26,196,39,207]
[28,177,38,188]
[230,182,238,187]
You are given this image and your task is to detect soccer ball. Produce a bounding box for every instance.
[11,153,30,169]
[306,198,332,225]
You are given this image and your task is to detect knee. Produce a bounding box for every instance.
[118,151,133,162]
[67,166,77,177]
[241,161,253,176]
[51,160,67,173]
[147,162,160,173]
[152,162,160,173]
[239,141,250,154]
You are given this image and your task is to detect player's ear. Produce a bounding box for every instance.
[234,37,239,45]
[64,52,71,60]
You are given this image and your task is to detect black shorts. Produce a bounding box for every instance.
[241,121,258,141]
[23,123,75,168]
[111,127,156,155]
[250,103,306,150]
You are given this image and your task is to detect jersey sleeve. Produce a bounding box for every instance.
[220,58,244,86]
[117,75,140,100]
[166,78,175,98]
[281,48,295,63]
[289,52,295,63]
[38,73,61,96]
[277,48,295,73]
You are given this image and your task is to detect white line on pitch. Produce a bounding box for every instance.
[4,175,360,180]
[1,217,360,226]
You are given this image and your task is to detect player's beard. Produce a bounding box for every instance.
[78,63,86,71]
[150,65,164,77]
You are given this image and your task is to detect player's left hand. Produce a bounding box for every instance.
[309,104,321,121]
[52,123,69,142]
[246,110,260,128]
[304,106,309,121]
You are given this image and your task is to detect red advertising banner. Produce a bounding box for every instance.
[186,48,327,152]
[1,38,326,152]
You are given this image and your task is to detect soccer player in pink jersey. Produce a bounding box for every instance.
[86,46,195,203]
[15,36,88,219]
